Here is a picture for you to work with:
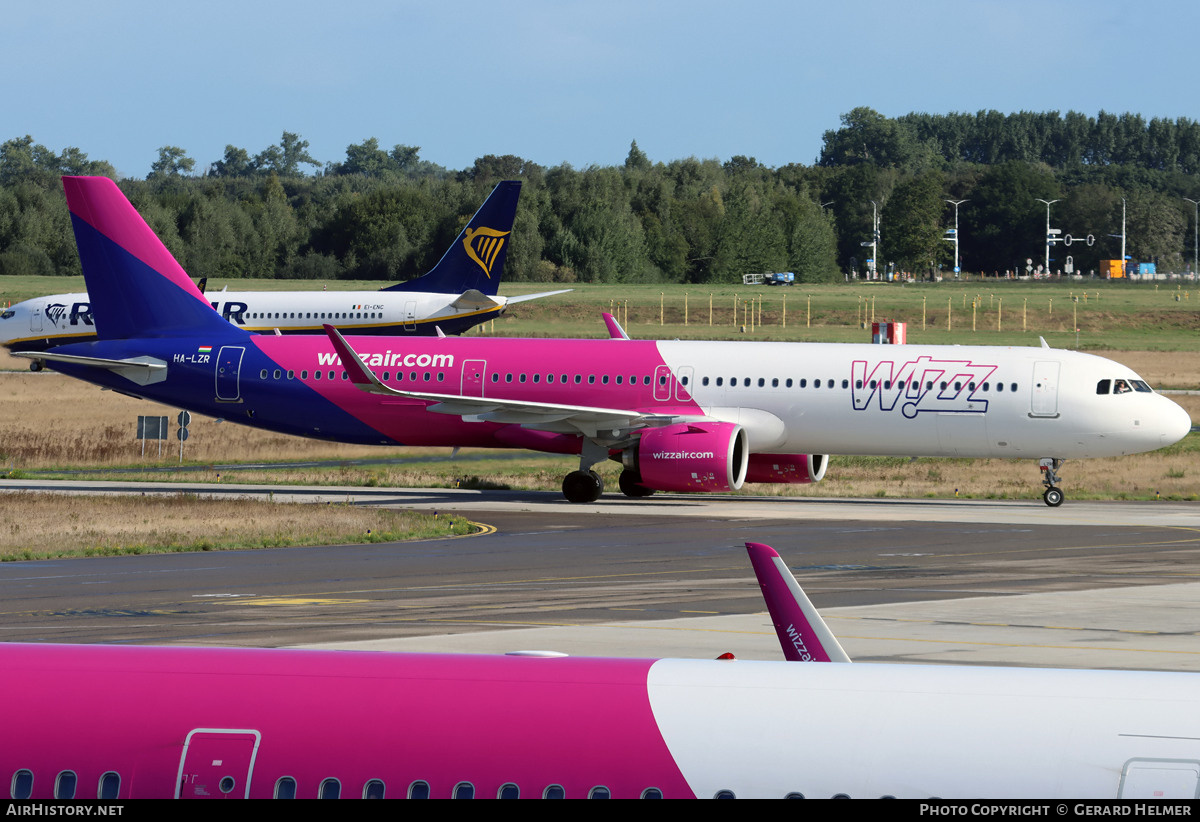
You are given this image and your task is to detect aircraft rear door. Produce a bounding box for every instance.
[215,346,245,403]
[462,359,486,397]
[404,301,417,331]
[176,729,261,799]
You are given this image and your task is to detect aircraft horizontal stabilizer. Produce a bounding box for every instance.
[451,289,503,310]
[13,352,168,386]
[504,289,573,305]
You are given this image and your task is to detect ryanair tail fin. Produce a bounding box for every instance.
[383,181,520,296]
[62,177,241,341]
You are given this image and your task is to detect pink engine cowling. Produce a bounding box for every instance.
[744,454,829,484]
[624,422,749,493]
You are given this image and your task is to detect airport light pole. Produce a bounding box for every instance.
[944,199,968,276]
[869,200,880,279]
[1185,198,1199,275]
[1036,198,1061,275]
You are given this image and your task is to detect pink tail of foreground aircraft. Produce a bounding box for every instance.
[5,543,1200,800]
[15,177,1192,505]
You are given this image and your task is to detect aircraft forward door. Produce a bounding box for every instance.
[215,346,245,403]
[1030,361,1061,418]
[176,729,261,799]
[30,307,42,334]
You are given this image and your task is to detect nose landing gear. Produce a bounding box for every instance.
[1039,458,1065,507]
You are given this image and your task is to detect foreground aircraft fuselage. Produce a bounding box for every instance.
[7,644,1200,800]
[20,177,1194,504]
[7,541,1200,800]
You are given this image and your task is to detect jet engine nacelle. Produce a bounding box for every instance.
[624,422,749,493]
[744,453,829,484]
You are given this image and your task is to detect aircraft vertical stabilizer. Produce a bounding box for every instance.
[746,542,851,663]
[384,181,521,296]
[62,177,241,342]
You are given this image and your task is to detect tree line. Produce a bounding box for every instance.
[3,110,1199,285]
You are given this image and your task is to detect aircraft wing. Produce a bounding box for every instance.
[13,351,168,386]
[323,325,692,439]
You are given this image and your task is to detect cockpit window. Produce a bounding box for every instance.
[1096,379,1110,394]
[1113,379,1132,394]
[1132,380,1152,393]
[0,310,14,319]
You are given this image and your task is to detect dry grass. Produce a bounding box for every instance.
[0,492,475,560]
[0,370,415,468]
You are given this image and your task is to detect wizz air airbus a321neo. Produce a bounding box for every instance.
[0,180,568,354]
[6,542,1200,799]
[18,177,1192,505]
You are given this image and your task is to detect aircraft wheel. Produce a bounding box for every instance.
[619,470,655,498]
[563,470,603,503]
[1043,486,1064,507]
[28,360,42,372]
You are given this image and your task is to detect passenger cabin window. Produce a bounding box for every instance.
[55,771,77,800]
[274,777,297,799]
[589,786,611,799]
[642,788,664,799]
[319,778,341,799]
[11,770,32,799]
[363,779,385,799]
[498,783,520,799]
[544,785,566,799]
[408,781,430,799]
[98,772,120,800]
[453,782,475,799]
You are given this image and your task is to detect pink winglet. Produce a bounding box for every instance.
[746,542,851,663]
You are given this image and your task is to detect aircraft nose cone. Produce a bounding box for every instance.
[1161,398,1193,447]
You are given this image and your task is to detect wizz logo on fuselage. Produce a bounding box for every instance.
[462,227,509,278]
[851,356,998,419]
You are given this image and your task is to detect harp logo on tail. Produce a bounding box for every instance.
[462,227,510,278]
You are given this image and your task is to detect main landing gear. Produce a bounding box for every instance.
[562,470,604,503]
[561,439,657,502]
[562,439,609,503]
[1039,458,1066,507]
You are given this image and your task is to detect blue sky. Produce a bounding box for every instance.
[5,0,1195,179]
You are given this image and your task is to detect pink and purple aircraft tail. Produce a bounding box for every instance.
[63,176,240,342]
